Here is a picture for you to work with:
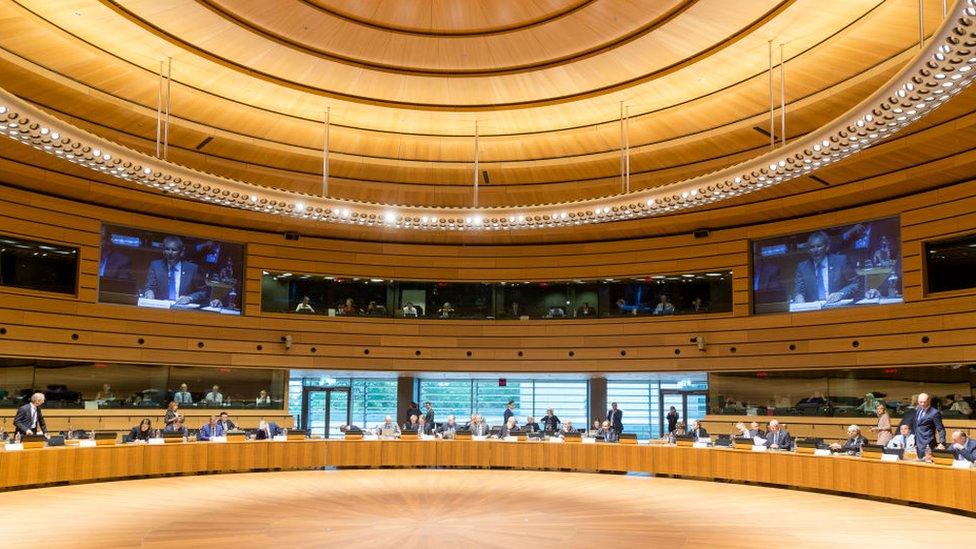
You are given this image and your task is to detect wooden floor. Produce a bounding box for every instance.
[5,469,975,548]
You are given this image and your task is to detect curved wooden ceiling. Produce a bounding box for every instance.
[0,0,959,211]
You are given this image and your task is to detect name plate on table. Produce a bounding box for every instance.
[472,435,489,441]
[362,434,379,441]
[880,453,900,462]
[952,459,973,469]
[503,436,518,442]
[751,445,768,452]
[814,448,832,457]
[78,439,97,448]
[272,435,288,442]
[148,438,165,445]
[4,443,23,451]
[419,435,435,441]
[209,436,227,443]
[581,437,596,444]
[548,437,564,443]
[693,441,710,449]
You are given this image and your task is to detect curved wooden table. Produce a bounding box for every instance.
[2,440,974,514]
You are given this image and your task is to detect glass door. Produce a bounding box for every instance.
[659,390,708,435]
[301,387,351,438]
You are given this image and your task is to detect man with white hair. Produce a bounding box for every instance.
[378,415,400,439]
[901,392,946,456]
[14,392,47,436]
[689,419,708,439]
[830,425,868,454]
[764,419,793,450]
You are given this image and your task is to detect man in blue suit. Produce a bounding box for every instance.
[791,231,860,305]
[197,415,225,441]
[950,430,976,462]
[142,236,209,305]
[255,420,284,440]
[900,393,946,457]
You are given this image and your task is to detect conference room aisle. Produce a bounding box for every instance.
[4,469,975,547]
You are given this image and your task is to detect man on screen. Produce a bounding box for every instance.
[142,236,208,305]
[791,231,859,305]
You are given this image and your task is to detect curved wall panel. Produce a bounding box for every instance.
[0,171,974,374]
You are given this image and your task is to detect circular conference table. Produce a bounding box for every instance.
[1,439,974,514]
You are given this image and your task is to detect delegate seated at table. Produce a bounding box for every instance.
[255,420,283,440]
[597,421,618,443]
[764,420,793,450]
[198,416,225,441]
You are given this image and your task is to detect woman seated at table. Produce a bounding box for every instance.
[125,418,153,443]
[523,416,540,433]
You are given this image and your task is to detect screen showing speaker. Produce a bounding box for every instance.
[752,217,901,314]
[98,224,244,314]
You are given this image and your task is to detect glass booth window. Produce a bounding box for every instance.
[261,271,733,320]
[926,233,976,293]
[709,365,975,419]
[0,235,78,294]
[607,273,732,316]
[168,366,286,408]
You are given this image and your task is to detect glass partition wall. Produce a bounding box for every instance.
[709,365,976,419]
[262,271,733,319]
[0,358,286,409]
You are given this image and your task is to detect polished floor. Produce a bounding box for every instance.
[5,469,975,547]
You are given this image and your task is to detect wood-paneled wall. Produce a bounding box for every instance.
[1,171,975,374]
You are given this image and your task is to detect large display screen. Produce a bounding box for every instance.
[752,217,902,314]
[98,225,244,315]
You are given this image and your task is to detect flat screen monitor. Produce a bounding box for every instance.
[98,224,244,315]
[752,217,902,314]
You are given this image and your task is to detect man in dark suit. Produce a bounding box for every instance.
[950,430,976,462]
[503,400,516,426]
[765,419,793,450]
[423,401,435,426]
[142,235,209,305]
[217,412,237,432]
[607,402,623,434]
[901,393,946,456]
[792,231,860,305]
[99,231,132,280]
[14,393,47,436]
[689,420,708,439]
[830,425,868,454]
[747,421,765,439]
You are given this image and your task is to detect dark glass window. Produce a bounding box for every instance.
[926,234,976,293]
[0,235,78,294]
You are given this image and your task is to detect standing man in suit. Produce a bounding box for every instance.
[142,235,209,305]
[423,401,435,427]
[792,230,860,305]
[950,431,976,462]
[503,400,517,426]
[607,402,623,434]
[198,416,224,441]
[14,392,47,436]
[901,392,946,457]
[765,419,793,450]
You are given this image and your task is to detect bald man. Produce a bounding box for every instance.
[901,393,946,456]
[14,392,47,436]
[950,431,976,462]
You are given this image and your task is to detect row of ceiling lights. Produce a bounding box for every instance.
[1,4,975,231]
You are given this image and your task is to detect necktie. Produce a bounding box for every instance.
[167,264,178,300]
[816,261,826,300]
[917,408,924,427]
[31,407,36,428]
